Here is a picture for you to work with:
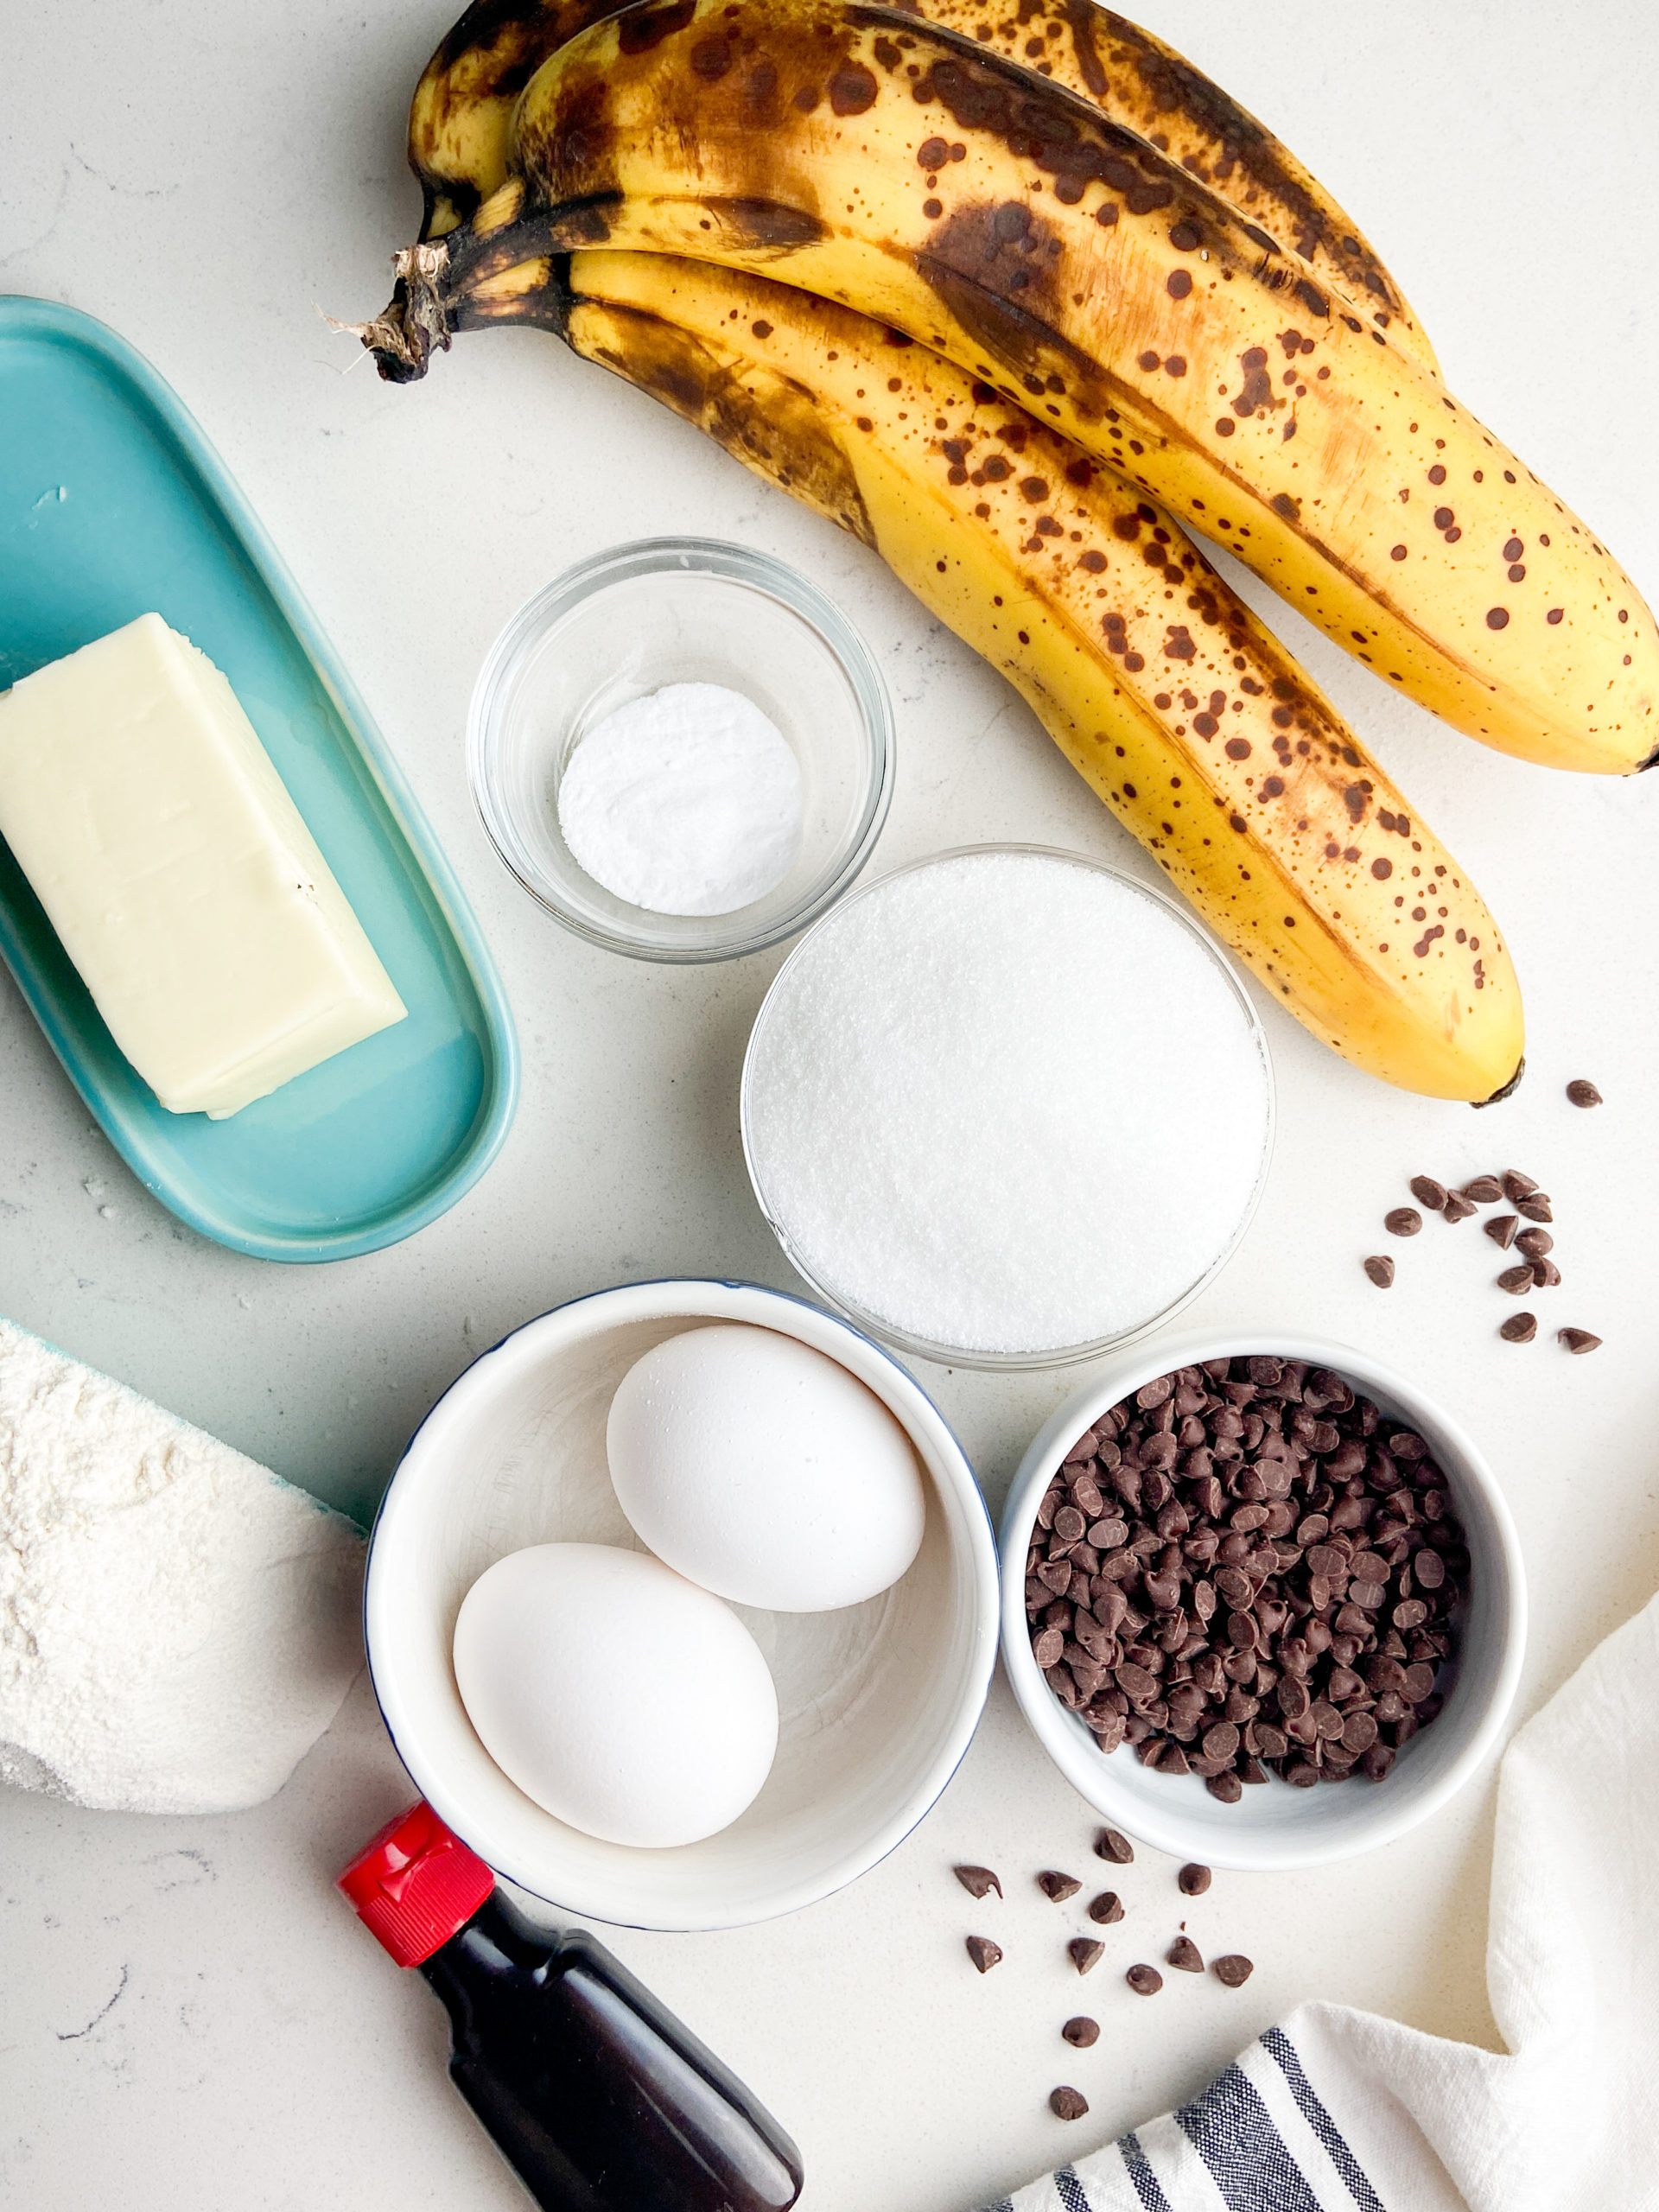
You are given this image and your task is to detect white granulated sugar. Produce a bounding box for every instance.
[557,682,804,915]
[0,1318,365,1815]
[744,852,1271,1356]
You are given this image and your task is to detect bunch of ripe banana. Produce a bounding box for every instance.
[353,0,1658,1101]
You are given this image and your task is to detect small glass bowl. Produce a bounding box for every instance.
[741,845,1276,1371]
[467,539,893,963]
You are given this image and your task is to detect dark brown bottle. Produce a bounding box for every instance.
[340,1802,803,2212]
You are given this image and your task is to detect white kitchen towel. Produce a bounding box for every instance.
[977,1589,1659,2212]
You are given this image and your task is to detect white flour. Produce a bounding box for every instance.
[557,682,804,915]
[0,1317,365,1815]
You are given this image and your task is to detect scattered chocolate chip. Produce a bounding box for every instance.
[1167,1936,1205,1973]
[1385,1208,1422,1237]
[1178,1864,1212,1897]
[1501,1171,1539,1203]
[1038,1871,1082,1902]
[1441,1191,1477,1224]
[1515,1228,1554,1259]
[1069,1938,1105,1974]
[1363,1255,1395,1288]
[1559,1329,1602,1355]
[1462,1176,1504,1204]
[1126,1964,1163,1996]
[1499,1313,1537,1344]
[1062,2016,1100,2048]
[1094,1828,1135,1864]
[1050,2086,1090,2120]
[1497,1265,1535,1294]
[1409,1176,1448,1211]
[965,1936,1002,1974]
[1484,1215,1519,1249]
[1088,1891,1125,1925]
[1531,1258,1562,1287]
[1212,1954,1255,1987]
[953,1864,1001,1899]
[1566,1080,1602,1109]
[1516,1193,1554,1223]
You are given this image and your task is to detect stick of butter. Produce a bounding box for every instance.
[0,613,406,1117]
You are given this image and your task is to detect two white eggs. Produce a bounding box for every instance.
[452,1324,925,1848]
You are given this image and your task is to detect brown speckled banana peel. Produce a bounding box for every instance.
[477,247,1522,1100]
[407,0,1437,372]
[377,0,1657,775]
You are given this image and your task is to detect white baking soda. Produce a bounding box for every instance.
[557,682,804,915]
[743,851,1272,1357]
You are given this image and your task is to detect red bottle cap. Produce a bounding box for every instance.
[337,1801,496,1968]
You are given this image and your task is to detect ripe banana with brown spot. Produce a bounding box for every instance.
[367,0,1656,776]
[460,245,1522,1100]
[407,0,1436,370]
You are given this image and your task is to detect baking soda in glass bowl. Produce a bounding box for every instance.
[741,847,1274,1366]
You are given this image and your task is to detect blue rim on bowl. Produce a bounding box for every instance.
[998,1330,1527,1870]
[364,1278,1000,1930]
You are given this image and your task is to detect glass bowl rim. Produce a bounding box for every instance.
[740,841,1277,1371]
[465,536,895,965]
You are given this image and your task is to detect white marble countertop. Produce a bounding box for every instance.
[3,3,1658,2205]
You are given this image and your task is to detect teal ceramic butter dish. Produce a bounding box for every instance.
[0,296,517,1261]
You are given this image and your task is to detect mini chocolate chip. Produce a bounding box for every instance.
[1167,1936,1205,1973]
[1038,1871,1082,1902]
[1462,1176,1504,1204]
[1559,1329,1602,1355]
[1516,1193,1554,1223]
[1212,1954,1255,1987]
[1125,1964,1163,1996]
[1206,1770,1243,1802]
[965,1936,1002,1973]
[954,1865,1002,1899]
[1566,1080,1602,1108]
[1178,1864,1212,1897]
[1094,1827,1135,1864]
[1385,1208,1422,1237]
[1408,1176,1447,1211]
[1531,1258,1562,1287]
[1441,1191,1477,1223]
[1070,1937,1105,1974]
[1501,1170,1539,1202]
[1050,2085,1090,2120]
[1088,1891,1125,1925]
[1062,2016,1100,2048]
[1484,1214,1519,1249]
[1499,1313,1537,1344]
[1516,1227,1554,1258]
[1497,1265,1535,1294]
[1363,1255,1395,1287]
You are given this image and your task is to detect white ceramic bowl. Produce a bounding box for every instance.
[1000,1332,1526,1870]
[366,1281,999,1930]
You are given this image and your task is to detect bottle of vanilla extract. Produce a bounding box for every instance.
[340,1801,804,2212]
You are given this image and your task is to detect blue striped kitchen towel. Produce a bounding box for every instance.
[976,1589,1659,2212]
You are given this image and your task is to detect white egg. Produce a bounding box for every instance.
[607,1324,927,1611]
[452,1542,778,1848]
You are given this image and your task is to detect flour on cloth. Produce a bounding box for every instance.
[0,1316,365,1814]
[976,1590,1659,2212]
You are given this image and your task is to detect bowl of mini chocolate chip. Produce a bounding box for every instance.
[1000,1336,1525,1869]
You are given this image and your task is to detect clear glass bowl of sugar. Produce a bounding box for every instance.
[741,846,1276,1370]
[468,539,893,963]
